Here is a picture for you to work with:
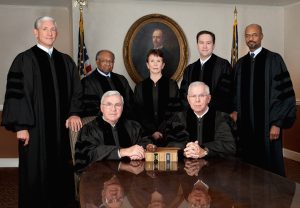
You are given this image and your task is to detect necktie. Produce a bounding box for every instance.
[48,49,52,57]
[250,52,255,59]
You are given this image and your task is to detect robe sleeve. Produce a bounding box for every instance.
[213,60,235,113]
[1,52,35,132]
[202,112,236,157]
[64,55,83,116]
[164,112,189,149]
[179,65,191,109]
[127,120,152,148]
[81,76,102,116]
[75,121,120,171]
[120,76,135,119]
[269,53,296,129]
[133,83,154,133]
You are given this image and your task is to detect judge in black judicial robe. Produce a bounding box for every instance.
[134,49,184,147]
[1,17,83,208]
[75,91,151,171]
[180,30,234,113]
[234,24,296,176]
[81,50,134,118]
[175,82,236,158]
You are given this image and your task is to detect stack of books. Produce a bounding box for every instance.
[145,147,180,171]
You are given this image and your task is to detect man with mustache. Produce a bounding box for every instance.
[232,24,296,176]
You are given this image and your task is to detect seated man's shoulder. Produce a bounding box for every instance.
[123,118,142,129]
[80,117,100,132]
[81,70,98,83]
[112,72,127,79]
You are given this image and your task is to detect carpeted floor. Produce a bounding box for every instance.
[0,168,18,208]
[0,158,300,208]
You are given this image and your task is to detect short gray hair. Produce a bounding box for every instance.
[95,50,115,61]
[34,16,57,29]
[101,90,124,104]
[188,81,210,95]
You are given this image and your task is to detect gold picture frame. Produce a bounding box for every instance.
[123,13,188,83]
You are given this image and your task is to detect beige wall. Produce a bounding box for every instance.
[72,0,284,90]
[284,2,300,100]
[1,1,299,105]
[0,5,72,105]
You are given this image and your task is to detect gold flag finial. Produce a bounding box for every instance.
[234,6,237,16]
[74,0,88,11]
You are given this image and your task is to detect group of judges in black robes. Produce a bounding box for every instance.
[1,14,296,208]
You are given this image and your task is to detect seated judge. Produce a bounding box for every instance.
[75,90,151,171]
[81,50,134,118]
[173,81,236,158]
[134,49,182,147]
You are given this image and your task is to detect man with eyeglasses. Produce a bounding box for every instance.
[81,49,134,118]
[232,24,296,176]
[168,81,236,158]
[75,91,152,170]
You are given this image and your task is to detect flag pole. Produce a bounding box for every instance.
[75,0,92,78]
[231,6,238,67]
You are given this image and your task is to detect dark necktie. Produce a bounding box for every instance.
[250,52,255,59]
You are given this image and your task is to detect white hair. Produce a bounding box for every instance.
[188,81,210,95]
[101,90,124,104]
[34,16,57,29]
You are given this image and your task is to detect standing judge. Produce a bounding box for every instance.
[81,50,134,118]
[180,30,234,113]
[1,16,83,207]
[233,24,296,176]
[134,49,183,147]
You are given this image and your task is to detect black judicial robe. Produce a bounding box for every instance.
[75,116,151,171]
[180,54,234,113]
[134,76,182,146]
[81,69,134,118]
[234,48,296,176]
[171,108,236,157]
[1,46,82,207]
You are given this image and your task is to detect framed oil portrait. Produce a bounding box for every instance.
[123,13,188,83]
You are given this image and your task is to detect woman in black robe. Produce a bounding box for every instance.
[134,49,182,147]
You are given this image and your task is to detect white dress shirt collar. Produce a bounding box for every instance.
[37,44,53,56]
[250,47,262,58]
[194,106,209,119]
[97,68,111,77]
[199,55,212,65]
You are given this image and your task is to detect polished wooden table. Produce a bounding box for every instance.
[79,158,299,208]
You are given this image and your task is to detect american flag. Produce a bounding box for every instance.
[78,9,92,78]
[231,7,238,67]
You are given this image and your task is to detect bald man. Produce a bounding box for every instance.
[233,24,296,176]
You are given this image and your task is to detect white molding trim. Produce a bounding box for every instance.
[0,158,18,167]
[283,148,300,162]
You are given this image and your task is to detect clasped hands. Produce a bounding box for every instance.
[184,141,207,159]
[119,144,158,160]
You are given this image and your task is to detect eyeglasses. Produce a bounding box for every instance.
[102,102,123,109]
[99,59,114,65]
[189,94,208,99]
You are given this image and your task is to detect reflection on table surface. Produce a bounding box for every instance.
[79,158,299,208]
